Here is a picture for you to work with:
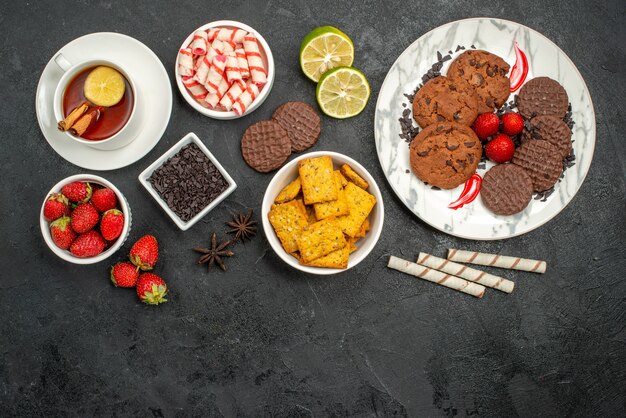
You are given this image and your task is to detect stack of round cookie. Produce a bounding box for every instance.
[481,77,572,215]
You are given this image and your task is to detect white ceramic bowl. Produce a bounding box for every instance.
[262,151,385,275]
[138,132,237,230]
[40,174,132,264]
[175,20,275,120]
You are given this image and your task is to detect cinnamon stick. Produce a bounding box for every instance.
[68,107,101,137]
[58,102,89,132]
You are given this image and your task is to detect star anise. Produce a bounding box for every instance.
[226,209,257,243]
[193,232,234,271]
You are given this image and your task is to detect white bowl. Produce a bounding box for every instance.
[262,151,385,275]
[40,174,132,264]
[138,132,237,230]
[175,20,275,120]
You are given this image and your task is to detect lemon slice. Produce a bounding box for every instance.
[300,26,354,82]
[83,66,126,107]
[316,67,370,119]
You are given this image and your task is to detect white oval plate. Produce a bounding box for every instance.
[35,32,172,171]
[374,18,595,240]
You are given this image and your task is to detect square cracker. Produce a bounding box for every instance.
[299,156,338,205]
[296,217,346,263]
[305,205,318,225]
[335,170,348,188]
[337,183,376,237]
[340,164,369,190]
[268,199,309,253]
[304,245,349,269]
[275,177,301,204]
[354,218,370,239]
[313,171,350,220]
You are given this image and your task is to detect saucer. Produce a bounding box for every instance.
[36,32,172,171]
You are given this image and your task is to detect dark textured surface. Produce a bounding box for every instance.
[1,1,625,416]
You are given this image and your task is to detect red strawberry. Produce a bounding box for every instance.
[70,203,100,233]
[70,230,106,258]
[110,262,139,288]
[61,181,92,203]
[43,193,70,222]
[91,188,117,213]
[485,134,516,163]
[49,216,76,250]
[501,112,525,136]
[472,112,500,139]
[100,209,124,241]
[129,235,159,271]
[136,273,168,305]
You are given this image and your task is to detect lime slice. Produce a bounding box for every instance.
[300,26,354,82]
[316,67,370,119]
[84,66,126,107]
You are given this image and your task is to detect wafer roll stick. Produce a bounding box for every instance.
[193,55,212,85]
[210,39,225,55]
[222,41,236,53]
[182,76,208,100]
[212,27,247,44]
[190,30,208,55]
[447,249,547,273]
[388,256,486,298]
[204,78,229,109]
[204,55,227,94]
[232,83,259,116]
[225,53,243,83]
[243,35,267,86]
[417,253,514,293]
[219,79,246,110]
[177,48,194,76]
[235,48,250,79]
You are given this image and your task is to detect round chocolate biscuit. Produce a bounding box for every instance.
[241,120,291,173]
[522,115,572,159]
[412,76,479,128]
[516,77,569,119]
[409,121,482,189]
[447,50,511,114]
[512,140,563,192]
[481,164,533,216]
[272,101,321,152]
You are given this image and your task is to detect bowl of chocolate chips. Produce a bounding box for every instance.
[138,132,237,230]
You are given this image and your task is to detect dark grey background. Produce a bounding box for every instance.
[1,0,624,416]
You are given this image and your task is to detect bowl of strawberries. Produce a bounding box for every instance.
[40,174,131,264]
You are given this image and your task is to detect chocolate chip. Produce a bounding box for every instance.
[417,150,430,157]
[446,160,453,166]
[471,73,484,86]
[468,154,475,163]
[486,67,495,77]
[425,97,431,105]
[436,115,445,122]
[446,143,459,151]
[453,112,461,120]
[148,143,229,222]
[464,141,476,148]
[469,59,476,66]
[449,84,457,91]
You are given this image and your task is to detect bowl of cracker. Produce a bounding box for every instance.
[262,151,384,275]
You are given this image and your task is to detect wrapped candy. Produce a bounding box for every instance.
[177,48,194,77]
[243,35,267,86]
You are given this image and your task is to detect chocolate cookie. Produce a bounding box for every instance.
[409,121,482,189]
[516,77,569,119]
[481,164,533,216]
[241,120,291,173]
[522,115,572,159]
[412,76,479,128]
[447,50,511,114]
[272,101,321,152]
[512,140,563,192]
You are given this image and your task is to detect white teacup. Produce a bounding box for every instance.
[53,54,141,151]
